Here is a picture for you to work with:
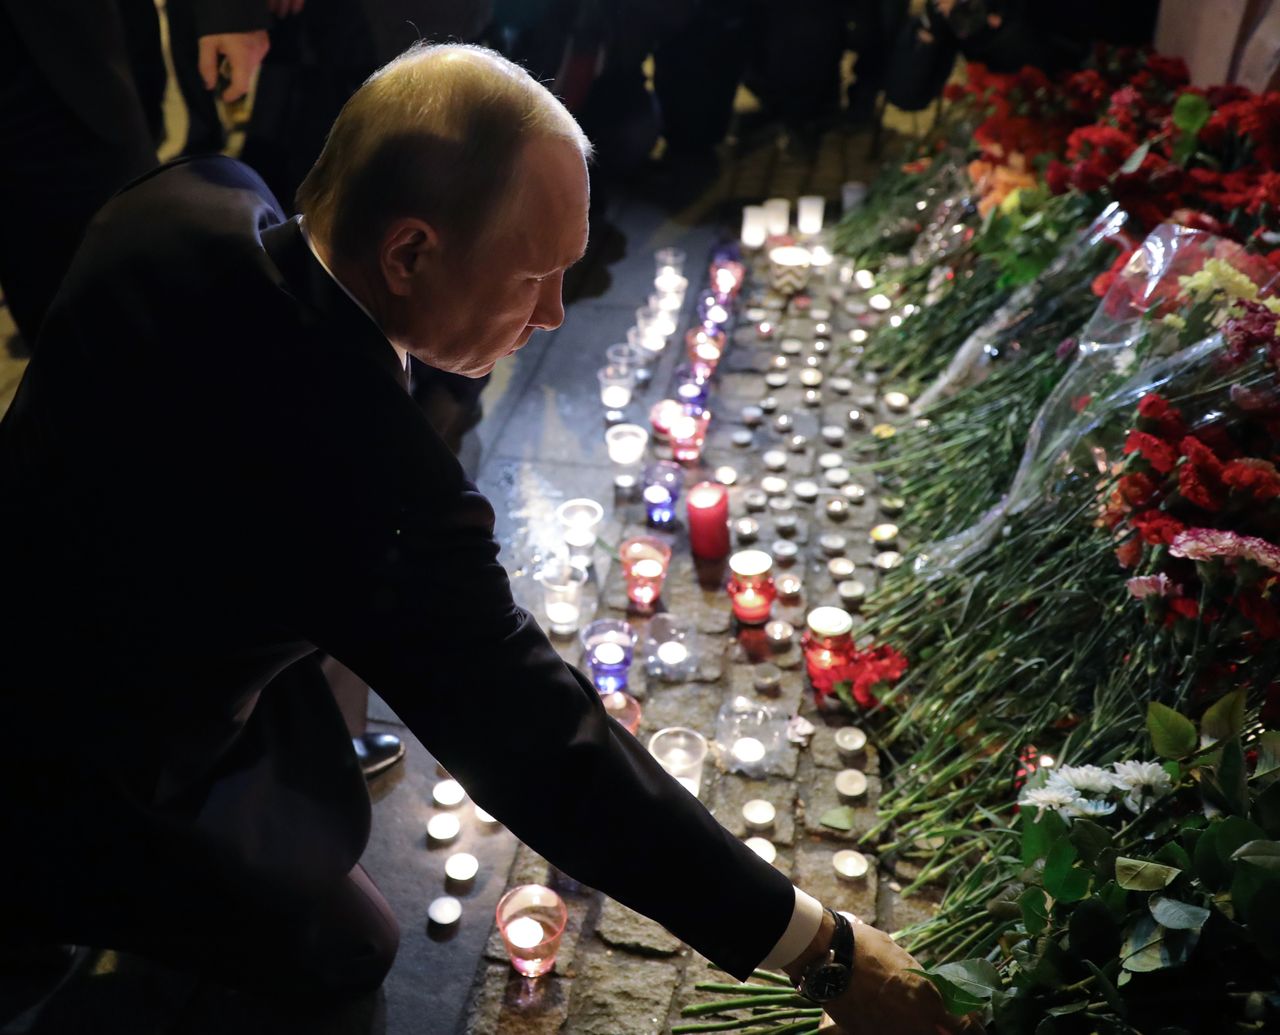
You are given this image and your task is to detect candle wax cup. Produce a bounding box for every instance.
[427,813,461,843]
[835,726,868,756]
[445,852,479,882]
[545,601,580,632]
[742,799,776,830]
[835,768,868,800]
[433,779,466,808]
[833,850,869,881]
[506,916,546,950]
[428,896,463,926]
[593,642,625,666]
[745,838,777,864]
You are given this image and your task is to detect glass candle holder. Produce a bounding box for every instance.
[740,205,767,249]
[654,247,686,277]
[602,689,643,734]
[648,398,683,442]
[686,328,724,378]
[606,341,652,383]
[642,298,677,337]
[598,364,636,410]
[555,498,603,569]
[653,271,688,308]
[605,423,649,467]
[580,618,636,693]
[635,305,669,344]
[642,460,683,529]
[686,481,730,560]
[628,323,665,358]
[668,407,710,464]
[496,884,568,978]
[711,260,746,299]
[648,726,708,797]
[697,296,731,331]
[802,606,855,687]
[538,559,588,636]
[644,613,697,682]
[673,364,710,412]
[796,195,825,235]
[727,550,776,625]
[619,536,672,613]
[763,197,790,236]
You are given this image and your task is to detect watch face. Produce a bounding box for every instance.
[803,961,851,1002]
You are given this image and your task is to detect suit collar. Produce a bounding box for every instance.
[261,217,409,391]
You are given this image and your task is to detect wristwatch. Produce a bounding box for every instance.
[796,909,856,1003]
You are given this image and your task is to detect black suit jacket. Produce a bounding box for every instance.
[0,156,794,978]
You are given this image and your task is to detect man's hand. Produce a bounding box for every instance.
[784,912,983,1035]
[198,31,271,102]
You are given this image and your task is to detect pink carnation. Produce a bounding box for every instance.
[1126,573,1181,599]
[1170,528,1280,572]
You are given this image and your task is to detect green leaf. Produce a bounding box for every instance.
[1194,816,1266,889]
[1121,914,1169,972]
[1148,702,1198,759]
[1217,738,1249,817]
[1257,731,1280,779]
[1255,778,1280,838]
[1172,91,1212,134]
[1019,886,1049,936]
[1119,141,1151,175]
[1044,839,1090,902]
[1200,690,1245,744]
[1022,807,1068,867]
[916,960,1000,1015]
[818,806,855,832]
[1069,819,1114,868]
[1149,895,1210,932]
[1116,857,1181,891]
[1154,841,1193,873]
[1097,879,1130,919]
[1231,839,1280,873]
[1083,959,1126,1015]
[1068,898,1121,964]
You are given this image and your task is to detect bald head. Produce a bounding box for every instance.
[296,43,591,263]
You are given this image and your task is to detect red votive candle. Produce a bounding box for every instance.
[649,398,683,442]
[802,606,855,683]
[727,550,776,625]
[619,536,673,613]
[669,408,711,464]
[687,482,730,559]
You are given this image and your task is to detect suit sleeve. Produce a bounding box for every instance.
[192,0,270,36]
[279,416,797,979]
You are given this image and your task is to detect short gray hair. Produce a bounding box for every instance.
[296,43,591,261]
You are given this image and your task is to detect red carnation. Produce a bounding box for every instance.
[1115,537,1144,568]
[1223,457,1280,501]
[1237,590,1280,638]
[1045,160,1070,195]
[1130,509,1187,546]
[1124,429,1179,473]
[1166,596,1201,625]
[1178,436,1227,512]
[1137,392,1187,441]
[1118,471,1160,507]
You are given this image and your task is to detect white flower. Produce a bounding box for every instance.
[1064,797,1117,819]
[1112,760,1172,814]
[1050,764,1118,795]
[1019,785,1081,819]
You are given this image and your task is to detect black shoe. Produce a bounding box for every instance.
[353,732,405,780]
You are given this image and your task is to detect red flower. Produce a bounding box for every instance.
[1124,429,1179,473]
[1045,159,1070,195]
[1092,246,1138,299]
[1147,54,1191,89]
[1223,299,1280,366]
[1137,393,1187,441]
[1130,509,1187,546]
[1178,435,1227,511]
[1116,537,1144,568]
[1223,457,1280,500]
[819,645,909,710]
[1166,596,1201,624]
[1237,589,1280,638]
[1118,471,1160,507]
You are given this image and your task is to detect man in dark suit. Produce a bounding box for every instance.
[0,43,966,1032]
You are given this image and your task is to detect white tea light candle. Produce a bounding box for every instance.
[833,849,869,881]
[427,813,461,843]
[742,799,776,831]
[835,768,868,801]
[445,852,479,883]
[428,896,463,926]
[745,837,777,864]
[732,737,766,764]
[432,779,465,808]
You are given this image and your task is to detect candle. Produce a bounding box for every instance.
[728,550,776,625]
[743,490,767,513]
[771,540,798,565]
[620,536,672,612]
[427,813,460,843]
[649,726,708,797]
[715,465,738,485]
[870,523,899,549]
[555,498,603,569]
[474,805,498,825]
[648,398,683,441]
[743,799,776,831]
[643,461,682,529]
[780,337,802,355]
[826,498,850,522]
[669,408,711,464]
[804,389,822,408]
[687,481,730,559]
[869,292,892,312]
[764,370,788,389]
[745,837,777,864]
[759,396,779,413]
[803,607,856,694]
[819,534,848,558]
[760,475,788,497]
[836,768,868,801]
[827,557,855,580]
[605,423,649,466]
[655,247,686,275]
[768,245,812,295]
[657,641,688,666]
[763,197,790,235]
[873,551,903,571]
[796,195,824,235]
[735,517,759,544]
[544,601,580,633]
[830,377,853,395]
[732,429,753,448]
[674,364,710,411]
[824,467,850,486]
[740,205,768,248]
[445,852,479,883]
[601,384,630,409]
[787,434,808,453]
[741,405,764,427]
[581,618,636,693]
[842,482,867,503]
[880,495,905,517]
[428,896,462,926]
[763,450,788,471]
[539,558,587,635]
[754,662,783,695]
[602,690,642,734]
[793,481,819,503]
[732,737,766,764]
[833,849,869,881]
[433,779,466,808]
[497,884,567,978]
[799,368,823,388]
[837,579,868,610]
[776,573,803,599]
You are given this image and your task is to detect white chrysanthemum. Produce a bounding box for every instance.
[1050,765,1118,795]
[1018,785,1080,818]
[1065,797,1117,819]
[1113,760,1172,813]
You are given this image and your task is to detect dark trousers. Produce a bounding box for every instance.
[0,6,154,345]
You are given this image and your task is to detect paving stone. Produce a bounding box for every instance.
[708,774,797,845]
[885,885,944,934]
[793,841,879,925]
[727,663,805,716]
[810,727,881,775]
[639,682,722,736]
[798,772,882,843]
[464,963,572,1035]
[596,899,683,956]
[565,951,681,1035]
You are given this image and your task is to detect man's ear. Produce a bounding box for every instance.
[379,217,439,298]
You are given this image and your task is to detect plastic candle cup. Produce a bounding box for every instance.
[598,364,635,410]
[644,613,697,681]
[645,297,677,336]
[740,205,768,249]
[602,690,643,734]
[802,606,855,689]
[653,270,688,306]
[727,550,776,626]
[648,726,708,797]
[497,885,568,978]
[635,305,668,344]
[796,195,824,235]
[605,423,649,466]
[580,618,636,693]
[673,364,710,412]
[606,340,652,383]
[642,460,683,529]
[655,247,686,277]
[686,481,730,560]
[554,497,604,569]
[537,559,588,636]
[619,536,672,613]
[668,408,710,464]
[686,329,723,377]
[629,323,665,357]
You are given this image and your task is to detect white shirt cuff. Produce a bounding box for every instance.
[756,886,825,970]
